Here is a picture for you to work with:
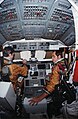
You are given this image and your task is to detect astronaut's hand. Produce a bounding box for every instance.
[22,59,27,65]
[28,97,40,106]
[28,93,47,106]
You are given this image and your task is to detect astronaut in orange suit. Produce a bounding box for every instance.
[29,50,65,104]
[2,46,28,91]
[29,50,66,118]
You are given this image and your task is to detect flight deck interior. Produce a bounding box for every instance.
[0,0,78,119]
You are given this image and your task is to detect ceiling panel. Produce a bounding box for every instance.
[0,0,75,46]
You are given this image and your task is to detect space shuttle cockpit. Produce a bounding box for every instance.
[0,40,76,118]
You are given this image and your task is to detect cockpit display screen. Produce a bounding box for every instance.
[38,64,45,69]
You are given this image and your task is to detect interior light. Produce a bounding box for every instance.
[49,29,52,32]
[0,0,4,4]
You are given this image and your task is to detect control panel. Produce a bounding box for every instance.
[23,5,48,20]
[0,0,18,24]
[9,40,65,51]
[24,60,52,98]
[11,41,50,51]
[1,0,14,8]
[50,8,73,24]
[0,0,74,46]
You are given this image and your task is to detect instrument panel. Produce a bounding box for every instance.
[8,40,65,51]
[0,0,75,46]
[24,60,52,97]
